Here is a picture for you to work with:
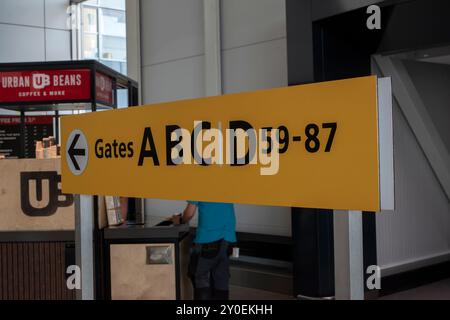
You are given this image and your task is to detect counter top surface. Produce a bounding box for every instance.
[103,222,190,240]
[0,230,74,242]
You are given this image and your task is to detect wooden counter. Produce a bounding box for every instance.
[104,223,193,300]
[0,159,74,231]
[0,159,76,300]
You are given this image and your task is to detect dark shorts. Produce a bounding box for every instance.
[188,240,231,291]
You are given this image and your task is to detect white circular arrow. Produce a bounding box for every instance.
[66,129,88,176]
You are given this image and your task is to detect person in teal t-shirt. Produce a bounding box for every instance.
[187,201,236,244]
[171,201,236,300]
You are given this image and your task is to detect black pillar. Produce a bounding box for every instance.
[287,0,336,298]
[292,208,335,298]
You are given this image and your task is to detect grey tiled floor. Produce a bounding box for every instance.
[229,285,294,300]
[230,278,450,300]
[380,278,450,300]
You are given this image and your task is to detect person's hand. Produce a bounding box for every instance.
[170,214,182,225]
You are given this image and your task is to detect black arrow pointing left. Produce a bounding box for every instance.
[68,134,86,171]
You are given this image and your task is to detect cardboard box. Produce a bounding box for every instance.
[105,196,124,226]
[105,196,121,211]
[107,208,123,226]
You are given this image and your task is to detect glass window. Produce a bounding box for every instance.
[82,7,98,33]
[100,60,127,75]
[100,0,126,11]
[117,89,129,109]
[101,35,126,61]
[82,34,99,59]
[80,0,127,75]
[100,8,126,38]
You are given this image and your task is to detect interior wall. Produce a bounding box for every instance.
[403,60,450,153]
[0,0,71,63]
[0,0,72,116]
[139,0,205,105]
[140,0,291,236]
[376,61,450,274]
[221,0,287,94]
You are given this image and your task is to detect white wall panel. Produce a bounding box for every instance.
[403,60,450,153]
[140,0,290,236]
[0,0,71,64]
[376,102,450,271]
[140,0,204,66]
[221,0,286,50]
[234,204,291,236]
[0,0,44,27]
[145,199,198,226]
[222,39,287,94]
[45,0,70,30]
[141,55,204,104]
[220,3,290,235]
[145,199,187,217]
[144,200,291,236]
[0,24,45,62]
[45,29,71,61]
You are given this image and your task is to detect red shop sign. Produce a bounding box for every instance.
[0,69,91,104]
[96,71,113,106]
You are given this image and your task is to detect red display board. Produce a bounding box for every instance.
[95,71,114,105]
[0,69,91,103]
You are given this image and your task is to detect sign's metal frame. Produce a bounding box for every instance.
[334,77,394,300]
[377,77,394,212]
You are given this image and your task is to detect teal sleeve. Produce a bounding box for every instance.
[187,201,199,206]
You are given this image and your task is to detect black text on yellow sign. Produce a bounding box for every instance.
[62,76,392,212]
[91,121,337,176]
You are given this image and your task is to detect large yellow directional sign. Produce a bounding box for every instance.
[61,76,393,212]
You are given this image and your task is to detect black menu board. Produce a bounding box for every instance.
[0,116,53,158]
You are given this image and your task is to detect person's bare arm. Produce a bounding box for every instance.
[171,203,197,224]
[182,203,197,223]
